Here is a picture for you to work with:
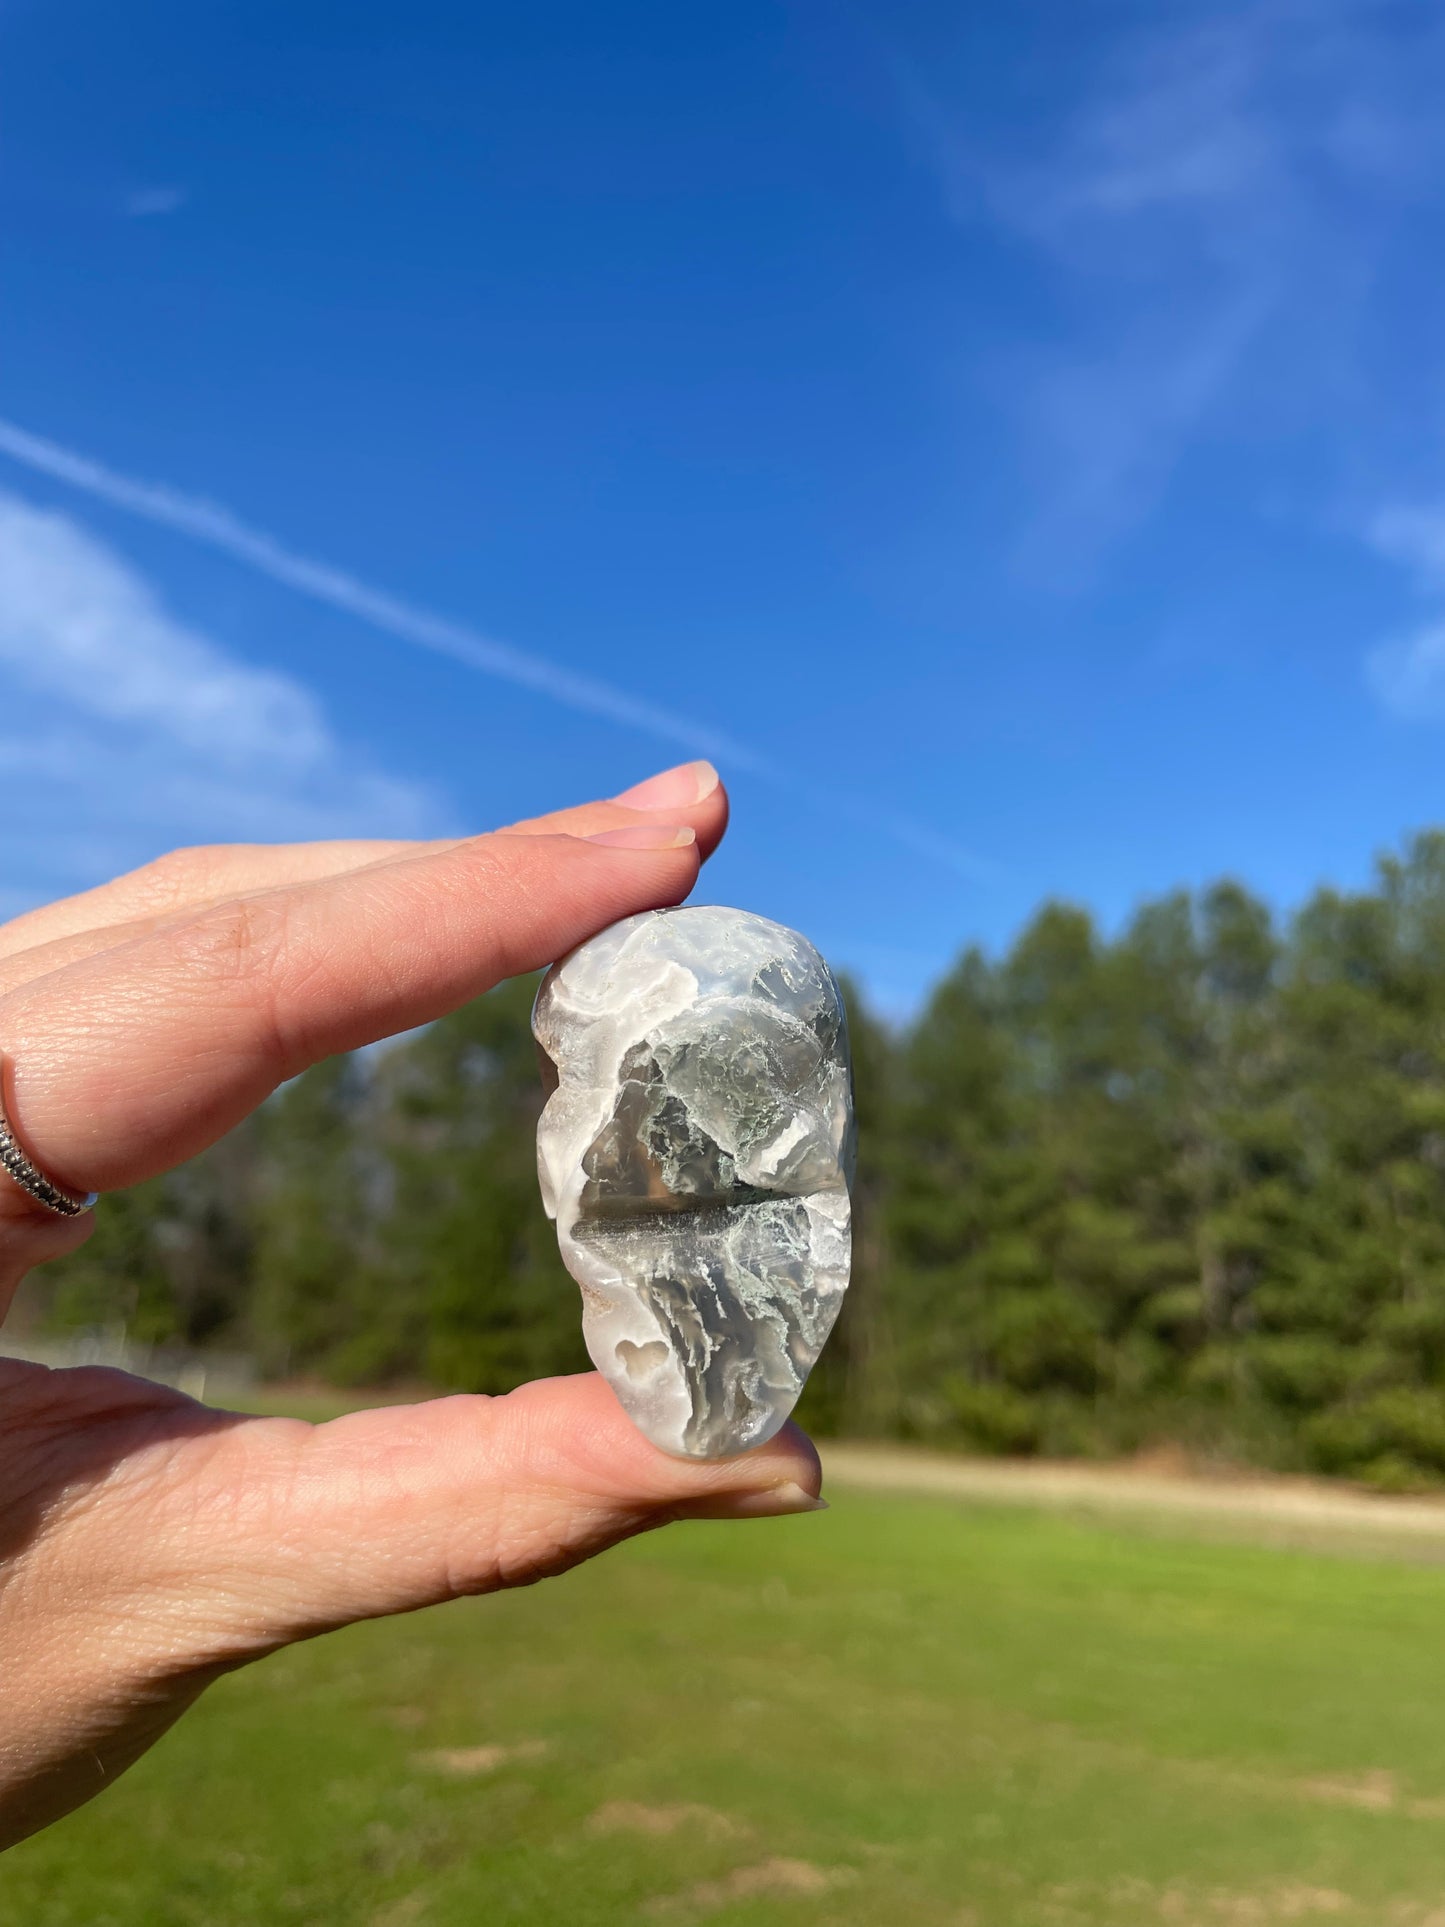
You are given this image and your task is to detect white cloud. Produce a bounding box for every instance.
[895,1,1445,575]
[0,498,329,768]
[0,417,994,881]
[1363,503,1445,720]
[0,491,448,914]
[1010,297,1267,579]
[124,186,187,218]
[1369,502,1445,588]
[1366,623,1445,720]
[996,11,1280,242]
[0,417,761,768]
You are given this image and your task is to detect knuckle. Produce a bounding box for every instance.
[442,837,517,913]
[176,893,291,983]
[125,845,231,913]
[165,894,300,1069]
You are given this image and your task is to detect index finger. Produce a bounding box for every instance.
[0,760,730,967]
[0,827,703,1207]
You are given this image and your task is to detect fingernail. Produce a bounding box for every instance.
[675,1482,829,1521]
[614,761,720,811]
[585,825,697,850]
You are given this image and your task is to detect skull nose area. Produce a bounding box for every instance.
[578,1038,772,1220]
[575,1002,840,1224]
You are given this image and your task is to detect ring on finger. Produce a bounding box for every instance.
[0,1056,98,1218]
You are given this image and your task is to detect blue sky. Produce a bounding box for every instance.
[5,0,1445,1014]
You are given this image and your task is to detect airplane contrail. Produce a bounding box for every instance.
[0,416,991,878]
[0,418,758,767]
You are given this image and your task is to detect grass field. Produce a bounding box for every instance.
[11,1465,1445,1926]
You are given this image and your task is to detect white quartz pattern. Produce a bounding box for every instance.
[532,906,854,1459]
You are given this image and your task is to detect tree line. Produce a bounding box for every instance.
[21,829,1445,1487]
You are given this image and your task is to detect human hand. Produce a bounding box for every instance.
[0,762,824,1849]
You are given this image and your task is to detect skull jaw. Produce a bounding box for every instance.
[566,1192,850,1459]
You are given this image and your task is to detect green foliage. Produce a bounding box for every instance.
[249,1054,374,1377]
[880,831,1445,1477]
[26,829,1445,1481]
[379,975,586,1392]
[937,1377,1044,1453]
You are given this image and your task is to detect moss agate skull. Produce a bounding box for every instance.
[532,906,854,1459]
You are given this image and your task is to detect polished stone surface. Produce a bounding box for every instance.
[533,906,854,1459]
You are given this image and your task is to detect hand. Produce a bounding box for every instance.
[0,762,824,1850]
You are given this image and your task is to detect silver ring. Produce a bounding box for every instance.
[0,1058,97,1218]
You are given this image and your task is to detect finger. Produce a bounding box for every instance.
[506,761,728,859]
[0,843,478,1001]
[0,1207,94,1313]
[162,1374,826,1655]
[0,827,703,1202]
[0,839,440,966]
[0,763,728,980]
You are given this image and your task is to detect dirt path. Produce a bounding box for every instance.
[818,1441,1445,1550]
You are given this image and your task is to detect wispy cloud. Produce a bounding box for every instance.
[894,0,1445,576]
[0,417,761,770]
[1369,502,1445,589]
[124,186,188,218]
[0,491,447,912]
[1364,501,1445,719]
[1366,621,1445,721]
[0,417,994,881]
[0,495,329,768]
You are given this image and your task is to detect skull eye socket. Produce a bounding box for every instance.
[579,1073,772,1219]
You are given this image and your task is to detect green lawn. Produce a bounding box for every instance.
[11,1479,1445,1926]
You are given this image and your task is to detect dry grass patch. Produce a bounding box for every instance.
[645,1857,854,1918]
[409,1740,547,1775]
[586,1800,745,1840]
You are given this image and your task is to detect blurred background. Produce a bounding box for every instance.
[12,3,1445,1923]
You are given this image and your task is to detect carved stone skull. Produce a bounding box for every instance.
[532,905,854,1458]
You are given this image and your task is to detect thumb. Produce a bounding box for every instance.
[178,1375,825,1658]
[0,1370,822,1850]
